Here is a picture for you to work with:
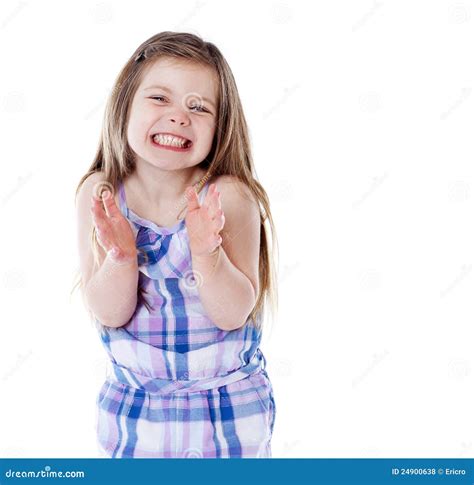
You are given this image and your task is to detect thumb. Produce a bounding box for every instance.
[185,186,200,212]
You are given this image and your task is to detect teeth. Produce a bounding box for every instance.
[153,134,189,148]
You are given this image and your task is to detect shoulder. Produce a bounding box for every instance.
[76,171,106,204]
[76,171,120,211]
[212,174,258,210]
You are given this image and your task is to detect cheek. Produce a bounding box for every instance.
[127,110,153,145]
[196,121,216,150]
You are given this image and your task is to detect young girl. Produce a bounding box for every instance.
[74,31,278,458]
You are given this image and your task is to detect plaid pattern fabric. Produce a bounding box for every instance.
[94,179,276,458]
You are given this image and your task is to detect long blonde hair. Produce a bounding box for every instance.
[72,31,278,332]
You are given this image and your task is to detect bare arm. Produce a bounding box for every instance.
[186,176,260,331]
[76,173,139,328]
[192,246,256,331]
[83,251,139,328]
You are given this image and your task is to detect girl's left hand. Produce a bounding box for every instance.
[185,183,225,258]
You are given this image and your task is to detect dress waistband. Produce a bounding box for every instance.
[106,348,267,394]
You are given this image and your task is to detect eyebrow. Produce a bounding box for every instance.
[143,84,216,109]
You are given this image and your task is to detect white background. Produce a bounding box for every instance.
[0,0,473,458]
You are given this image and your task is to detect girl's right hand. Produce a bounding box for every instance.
[90,189,137,264]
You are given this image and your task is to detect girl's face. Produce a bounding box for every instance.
[127,56,218,172]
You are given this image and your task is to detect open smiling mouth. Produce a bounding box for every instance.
[151,133,193,151]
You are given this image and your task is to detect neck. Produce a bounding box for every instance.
[128,158,208,207]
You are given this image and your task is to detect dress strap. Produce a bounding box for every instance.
[117,181,128,217]
[197,179,212,205]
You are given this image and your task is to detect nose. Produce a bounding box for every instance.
[169,111,190,126]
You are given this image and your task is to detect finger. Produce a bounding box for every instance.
[90,200,113,247]
[94,222,113,252]
[90,197,109,226]
[101,190,121,218]
[91,195,108,219]
[204,184,221,214]
[185,185,201,212]
[212,234,223,249]
[212,209,225,232]
[212,209,225,231]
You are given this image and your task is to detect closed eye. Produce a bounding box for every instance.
[149,96,210,113]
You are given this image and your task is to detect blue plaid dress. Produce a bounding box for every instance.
[94,178,276,458]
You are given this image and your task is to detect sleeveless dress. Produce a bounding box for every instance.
[94,178,276,458]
